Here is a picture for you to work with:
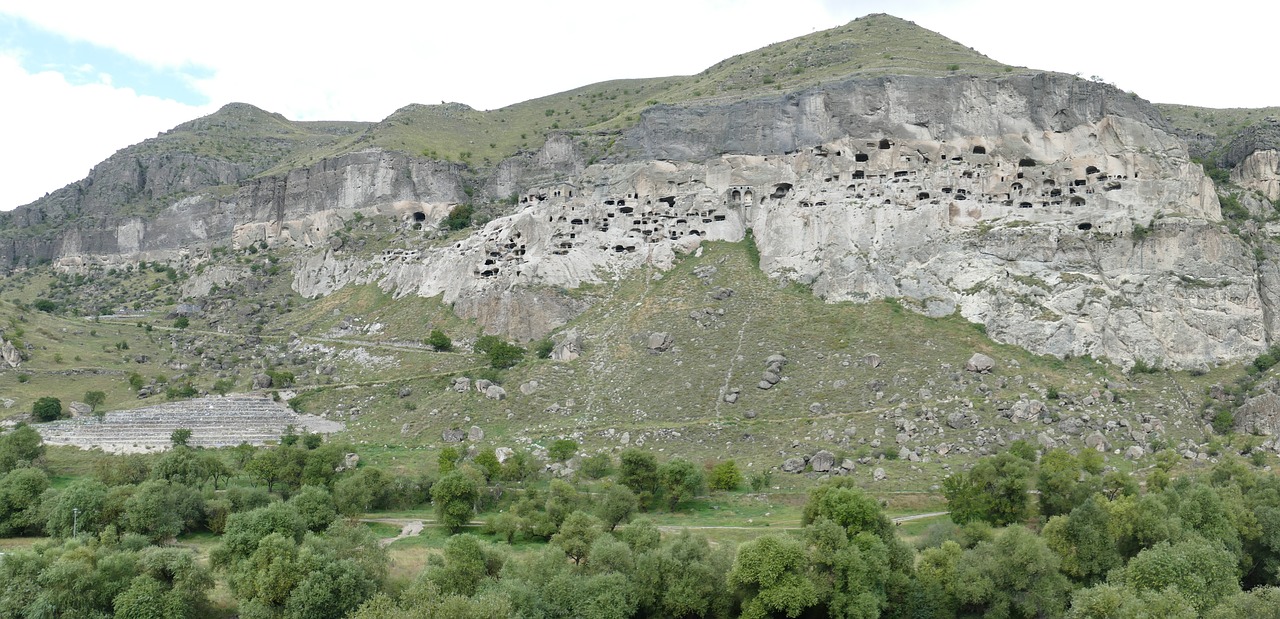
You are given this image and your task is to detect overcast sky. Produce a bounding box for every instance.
[2,0,1275,211]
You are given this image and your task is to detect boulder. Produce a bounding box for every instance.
[781,457,806,473]
[1,339,20,368]
[475,379,493,393]
[485,385,506,400]
[758,381,774,390]
[495,447,515,463]
[442,429,466,443]
[398,387,413,398]
[946,412,967,429]
[810,450,836,472]
[519,381,539,395]
[762,370,781,385]
[552,329,583,361]
[468,426,485,441]
[965,353,996,373]
[68,401,92,418]
[873,467,886,481]
[1084,431,1109,452]
[647,332,673,352]
[335,453,360,472]
[451,377,471,393]
[841,458,856,471]
[1124,445,1145,460]
[862,354,882,368]
[252,373,272,389]
[766,354,788,367]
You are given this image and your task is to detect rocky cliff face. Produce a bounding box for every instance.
[2,73,1265,367]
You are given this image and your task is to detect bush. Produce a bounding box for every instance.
[1211,409,1235,435]
[442,203,474,231]
[427,329,453,352]
[549,439,578,463]
[533,338,554,359]
[32,396,63,422]
[709,460,743,491]
[476,335,525,369]
[83,391,106,410]
[32,298,56,313]
[173,316,189,329]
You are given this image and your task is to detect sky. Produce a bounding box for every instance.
[1,0,1276,211]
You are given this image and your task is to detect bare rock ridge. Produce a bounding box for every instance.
[0,17,1274,369]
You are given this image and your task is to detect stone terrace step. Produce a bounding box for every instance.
[36,395,344,453]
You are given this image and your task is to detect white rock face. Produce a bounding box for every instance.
[1233,149,1280,202]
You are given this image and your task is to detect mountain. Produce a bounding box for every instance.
[0,12,1277,375]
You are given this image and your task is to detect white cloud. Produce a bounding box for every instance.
[0,53,209,209]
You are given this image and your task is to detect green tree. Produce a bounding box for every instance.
[173,316,190,329]
[1038,448,1101,517]
[439,446,462,474]
[1122,538,1241,613]
[952,526,1072,618]
[596,483,639,531]
[619,449,659,510]
[581,452,613,479]
[83,390,107,410]
[548,439,578,462]
[658,458,705,510]
[945,451,1033,526]
[0,467,50,536]
[552,511,601,564]
[0,422,44,473]
[170,428,193,448]
[432,471,479,533]
[288,485,337,532]
[1042,498,1121,584]
[709,460,744,491]
[729,534,821,619]
[443,203,474,230]
[32,396,63,422]
[427,329,453,352]
[122,480,205,542]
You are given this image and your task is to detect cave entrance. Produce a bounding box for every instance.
[412,211,426,222]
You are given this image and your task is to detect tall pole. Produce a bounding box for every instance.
[72,508,79,538]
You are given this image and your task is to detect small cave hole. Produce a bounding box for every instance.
[1077,222,1093,230]
[1071,196,1086,206]
[878,139,891,150]
[1085,165,1100,175]
[770,183,793,199]
[855,153,869,162]
[972,145,987,154]
[412,211,426,222]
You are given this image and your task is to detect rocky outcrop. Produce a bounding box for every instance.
[1,338,21,368]
[1232,149,1280,202]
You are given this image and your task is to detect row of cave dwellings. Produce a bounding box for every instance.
[724,139,1133,231]
[471,139,1138,278]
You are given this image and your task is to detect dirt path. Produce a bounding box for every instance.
[361,511,950,545]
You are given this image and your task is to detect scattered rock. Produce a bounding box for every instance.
[873,467,886,481]
[442,429,466,443]
[495,447,515,463]
[468,426,485,441]
[68,402,92,418]
[485,385,506,400]
[519,381,539,395]
[335,453,360,472]
[710,287,734,300]
[862,354,882,368]
[946,412,967,429]
[451,377,471,393]
[1124,446,1145,460]
[252,373,272,389]
[398,387,413,399]
[782,457,806,473]
[965,353,995,373]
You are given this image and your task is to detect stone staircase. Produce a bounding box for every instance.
[36,394,344,453]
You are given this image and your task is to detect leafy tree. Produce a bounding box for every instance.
[1066,583,1197,619]
[128,372,146,391]
[432,470,479,533]
[0,422,44,473]
[245,446,305,495]
[1038,448,1101,517]
[1042,498,1121,584]
[32,298,56,312]
[83,390,107,410]
[597,483,639,531]
[427,329,453,352]
[32,396,63,422]
[473,449,501,481]
[803,480,894,541]
[439,446,462,474]
[552,511,601,564]
[424,533,502,597]
[709,460,743,491]
[944,451,1033,526]
[443,203,474,230]
[729,534,821,619]
[580,452,613,479]
[619,449,659,509]
[173,316,190,329]
[658,458,705,510]
[533,338,554,359]
[122,479,204,542]
[0,467,50,536]
[1122,538,1241,613]
[951,526,1072,618]
[548,439,578,463]
[335,467,392,516]
[289,485,338,532]
[45,478,109,538]
[170,428,193,448]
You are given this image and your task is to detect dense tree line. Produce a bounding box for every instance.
[4,425,1280,617]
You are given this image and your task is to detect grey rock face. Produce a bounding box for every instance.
[552,328,583,361]
[1,339,20,368]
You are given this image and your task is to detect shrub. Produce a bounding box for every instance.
[533,338,554,359]
[1211,409,1235,435]
[32,298,56,313]
[442,204,474,231]
[709,460,743,491]
[549,439,578,463]
[426,329,453,352]
[32,396,63,422]
[83,391,106,410]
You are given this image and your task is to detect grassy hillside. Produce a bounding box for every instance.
[289,14,1024,167]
